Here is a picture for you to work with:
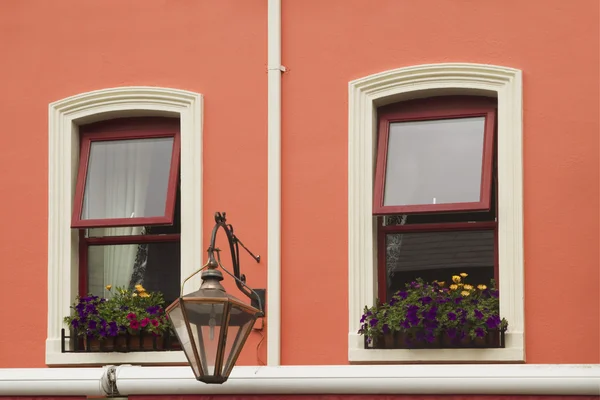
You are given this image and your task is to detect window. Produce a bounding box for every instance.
[73,117,181,303]
[47,86,202,365]
[374,96,498,301]
[347,63,524,363]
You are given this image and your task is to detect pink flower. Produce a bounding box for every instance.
[129,320,140,330]
[150,319,159,327]
[126,313,137,321]
[140,318,150,327]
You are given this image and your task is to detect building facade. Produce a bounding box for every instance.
[0,0,598,398]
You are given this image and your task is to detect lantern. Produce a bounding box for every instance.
[166,212,264,384]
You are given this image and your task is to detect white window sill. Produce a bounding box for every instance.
[348,331,524,363]
[45,338,187,366]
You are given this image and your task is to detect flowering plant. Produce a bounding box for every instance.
[358,273,508,346]
[64,285,171,340]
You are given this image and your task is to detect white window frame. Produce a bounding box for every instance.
[47,87,203,365]
[348,63,524,362]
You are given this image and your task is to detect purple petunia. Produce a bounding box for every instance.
[71,319,80,329]
[146,305,160,315]
[108,322,119,337]
[419,296,432,305]
[454,297,463,304]
[88,320,97,330]
[422,306,438,321]
[474,309,484,320]
[486,315,501,329]
[85,303,97,315]
[398,291,408,300]
[475,327,485,337]
[400,319,411,329]
[447,312,457,321]
[369,318,379,327]
[382,324,390,334]
[389,297,399,306]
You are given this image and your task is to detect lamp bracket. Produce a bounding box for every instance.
[206,212,265,315]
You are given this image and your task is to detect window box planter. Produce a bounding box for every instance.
[62,285,178,353]
[358,274,508,350]
[365,328,506,349]
[61,328,181,353]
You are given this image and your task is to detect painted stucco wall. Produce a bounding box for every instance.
[0,0,598,368]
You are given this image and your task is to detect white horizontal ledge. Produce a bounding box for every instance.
[1,364,598,396]
[0,367,107,396]
[115,364,600,395]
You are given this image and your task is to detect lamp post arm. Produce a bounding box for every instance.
[206,212,262,310]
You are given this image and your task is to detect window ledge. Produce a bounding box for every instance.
[45,338,187,366]
[348,332,524,363]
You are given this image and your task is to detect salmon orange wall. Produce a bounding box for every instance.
[0,0,267,368]
[279,0,599,365]
[0,0,598,368]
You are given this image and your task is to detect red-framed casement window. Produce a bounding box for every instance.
[374,96,498,301]
[72,117,181,303]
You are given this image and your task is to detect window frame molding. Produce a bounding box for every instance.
[47,87,203,365]
[348,63,524,362]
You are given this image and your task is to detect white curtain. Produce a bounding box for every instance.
[84,140,154,297]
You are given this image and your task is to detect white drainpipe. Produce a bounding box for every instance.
[267,0,284,366]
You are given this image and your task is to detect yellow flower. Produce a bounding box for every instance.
[477,284,487,290]
[449,284,458,290]
[139,291,150,298]
[458,283,464,287]
[135,284,145,292]
[438,281,446,287]
[464,284,473,290]
[132,293,138,297]
[105,285,112,290]
[460,272,468,278]
[452,275,461,283]
[461,290,470,297]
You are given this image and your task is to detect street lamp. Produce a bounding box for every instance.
[166,212,265,384]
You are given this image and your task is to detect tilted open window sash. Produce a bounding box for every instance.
[71,122,181,228]
[373,98,496,215]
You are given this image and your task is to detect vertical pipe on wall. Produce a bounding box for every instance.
[267,0,283,366]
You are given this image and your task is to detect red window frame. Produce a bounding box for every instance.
[71,117,181,228]
[78,231,181,297]
[373,96,497,215]
[377,221,499,301]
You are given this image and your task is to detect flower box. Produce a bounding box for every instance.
[359,274,508,350]
[62,285,178,353]
[61,328,180,353]
[365,328,505,349]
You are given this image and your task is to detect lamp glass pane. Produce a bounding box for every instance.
[167,303,201,377]
[384,117,485,207]
[184,301,226,377]
[222,304,256,377]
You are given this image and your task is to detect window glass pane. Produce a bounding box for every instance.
[87,185,181,238]
[87,241,180,303]
[82,137,174,220]
[384,230,494,300]
[384,117,485,207]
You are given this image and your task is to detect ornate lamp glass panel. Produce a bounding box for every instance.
[220,301,260,378]
[166,302,202,378]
